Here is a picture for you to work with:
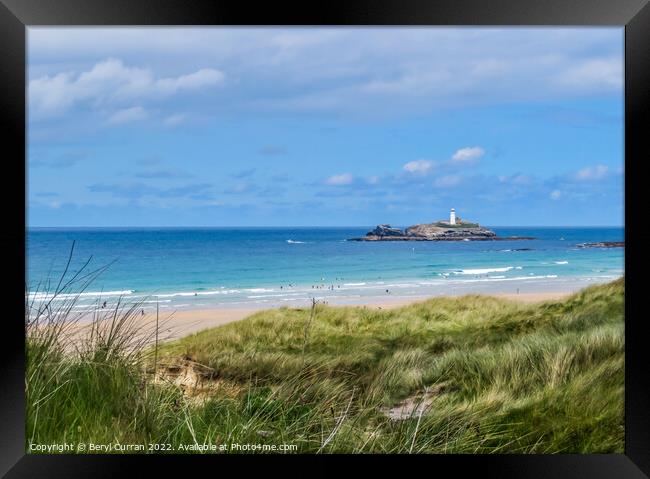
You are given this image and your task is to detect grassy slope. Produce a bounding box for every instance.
[27,278,624,453]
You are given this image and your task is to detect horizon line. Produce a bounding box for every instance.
[27,224,625,229]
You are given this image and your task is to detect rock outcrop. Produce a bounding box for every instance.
[349,221,534,242]
[404,223,496,240]
[367,224,405,237]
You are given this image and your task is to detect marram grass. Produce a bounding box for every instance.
[26,277,624,453]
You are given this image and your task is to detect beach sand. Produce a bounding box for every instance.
[81,290,571,343]
[58,290,573,348]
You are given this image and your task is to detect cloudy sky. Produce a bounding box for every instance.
[27,27,624,227]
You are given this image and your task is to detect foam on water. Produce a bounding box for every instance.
[27,290,134,301]
[454,266,514,275]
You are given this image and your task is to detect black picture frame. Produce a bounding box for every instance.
[2,0,648,476]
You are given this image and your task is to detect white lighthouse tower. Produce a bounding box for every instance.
[449,208,456,225]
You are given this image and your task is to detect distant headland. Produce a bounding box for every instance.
[349,208,535,242]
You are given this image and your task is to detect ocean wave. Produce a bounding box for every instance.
[554,261,569,265]
[27,290,134,301]
[247,292,303,299]
[460,274,559,283]
[344,282,367,286]
[156,289,241,298]
[454,267,514,275]
[286,239,306,244]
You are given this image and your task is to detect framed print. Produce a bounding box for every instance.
[1,0,649,476]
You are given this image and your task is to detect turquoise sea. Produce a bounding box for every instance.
[26,227,624,312]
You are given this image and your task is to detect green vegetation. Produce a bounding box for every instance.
[433,221,480,228]
[27,276,624,454]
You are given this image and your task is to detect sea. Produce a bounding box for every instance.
[26,227,624,313]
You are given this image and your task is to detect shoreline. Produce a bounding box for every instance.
[43,274,622,347]
[159,290,572,340]
[65,289,576,344]
[148,273,617,313]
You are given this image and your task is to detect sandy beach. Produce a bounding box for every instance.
[68,290,571,344]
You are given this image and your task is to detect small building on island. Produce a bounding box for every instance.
[350,208,535,241]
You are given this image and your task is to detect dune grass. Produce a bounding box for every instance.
[26,271,624,454]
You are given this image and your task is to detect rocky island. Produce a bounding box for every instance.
[349,208,535,242]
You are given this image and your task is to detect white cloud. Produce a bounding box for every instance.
[154,68,224,95]
[576,165,609,180]
[162,113,187,126]
[451,147,485,164]
[106,106,148,125]
[29,58,224,118]
[403,159,435,174]
[325,173,353,185]
[434,175,462,188]
[555,58,622,91]
[28,28,622,120]
[550,189,562,200]
[366,175,380,185]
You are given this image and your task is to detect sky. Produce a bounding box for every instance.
[27,27,624,227]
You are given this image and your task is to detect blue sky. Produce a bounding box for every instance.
[27,27,624,227]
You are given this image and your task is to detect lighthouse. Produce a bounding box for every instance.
[449,208,456,225]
